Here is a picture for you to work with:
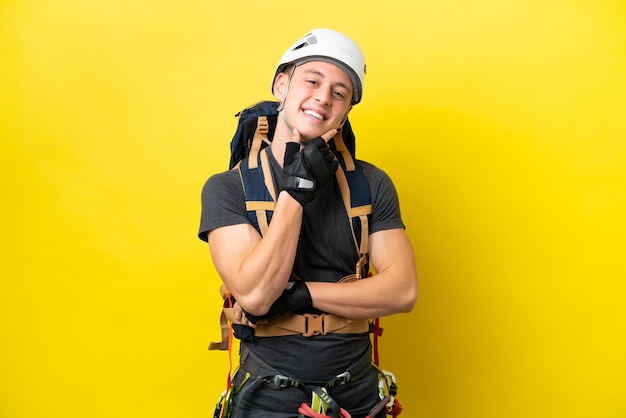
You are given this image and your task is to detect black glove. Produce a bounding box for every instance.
[302,136,338,187]
[282,137,338,206]
[244,280,313,324]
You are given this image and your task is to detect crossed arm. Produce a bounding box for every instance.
[308,227,418,319]
[207,191,418,322]
[207,191,304,316]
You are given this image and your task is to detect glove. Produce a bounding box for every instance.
[302,137,338,188]
[282,137,338,206]
[244,280,312,324]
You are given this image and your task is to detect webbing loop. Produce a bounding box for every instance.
[248,116,270,169]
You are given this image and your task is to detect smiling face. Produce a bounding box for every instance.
[274,60,354,143]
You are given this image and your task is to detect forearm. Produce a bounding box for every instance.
[210,191,303,315]
[308,228,418,319]
[307,272,417,320]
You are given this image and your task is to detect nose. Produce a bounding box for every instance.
[314,87,332,104]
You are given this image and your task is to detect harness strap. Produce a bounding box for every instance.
[224,310,372,338]
[209,276,381,350]
[247,116,270,169]
[208,284,231,351]
[207,309,230,351]
[260,149,276,201]
[241,148,276,236]
[332,131,355,171]
[239,344,374,389]
[332,133,371,278]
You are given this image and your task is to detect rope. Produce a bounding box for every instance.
[225,291,234,393]
[297,402,352,418]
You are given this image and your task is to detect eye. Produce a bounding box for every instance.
[333,90,347,99]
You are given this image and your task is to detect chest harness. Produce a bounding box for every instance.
[210,109,373,349]
[210,102,402,418]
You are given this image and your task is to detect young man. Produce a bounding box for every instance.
[199,28,418,418]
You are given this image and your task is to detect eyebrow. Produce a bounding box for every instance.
[302,69,352,92]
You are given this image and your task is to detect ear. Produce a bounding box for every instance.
[273,72,288,101]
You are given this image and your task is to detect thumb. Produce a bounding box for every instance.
[284,128,302,166]
[321,129,338,143]
[284,142,300,166]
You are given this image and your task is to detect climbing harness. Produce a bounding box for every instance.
[213,345,403,418]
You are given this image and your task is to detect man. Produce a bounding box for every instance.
[199,28,418,418]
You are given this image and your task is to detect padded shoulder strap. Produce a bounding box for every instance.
[247,116,270,169]
[331,131,372,278]
[239,148,276,237]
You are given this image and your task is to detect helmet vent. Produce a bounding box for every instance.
[292,36,317,51]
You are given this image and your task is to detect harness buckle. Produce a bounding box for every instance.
[303,313,327,337]
[333,371,351,386]
[272,375,293,388]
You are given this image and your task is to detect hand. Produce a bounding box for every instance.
[228,299,256,341]
[244,280,313,324]
[232,301,256,328]
[282,129,339,206]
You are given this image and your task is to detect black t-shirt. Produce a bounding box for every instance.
[198,148,404,381]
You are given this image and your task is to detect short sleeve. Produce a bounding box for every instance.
[198,169,249,242]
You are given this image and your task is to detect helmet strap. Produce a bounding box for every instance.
[277,66,297,134]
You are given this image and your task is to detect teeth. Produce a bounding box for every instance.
[304,109,324,120]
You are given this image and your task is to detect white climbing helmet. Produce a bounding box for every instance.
[272,28,366,104]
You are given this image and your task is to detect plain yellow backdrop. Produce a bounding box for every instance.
[2,0,625,417]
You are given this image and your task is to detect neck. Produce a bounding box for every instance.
[270,118,293,168]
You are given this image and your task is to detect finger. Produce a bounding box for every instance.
[233,303,242,321]
[321,129,338,143]
[242,315,256,328]
[234,303,257,328]
[284,142,300,166]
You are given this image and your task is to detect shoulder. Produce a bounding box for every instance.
[355,159,396,193]
[200,168,247,217]
[355,159,405,232]
[202,168,243,197]
[356,159,389,178]
[198,168,248,242]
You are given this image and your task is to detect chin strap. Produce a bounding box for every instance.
[277,66,297,134]
[280,108,294,135]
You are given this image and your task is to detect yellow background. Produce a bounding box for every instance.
[2,0,625,417]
